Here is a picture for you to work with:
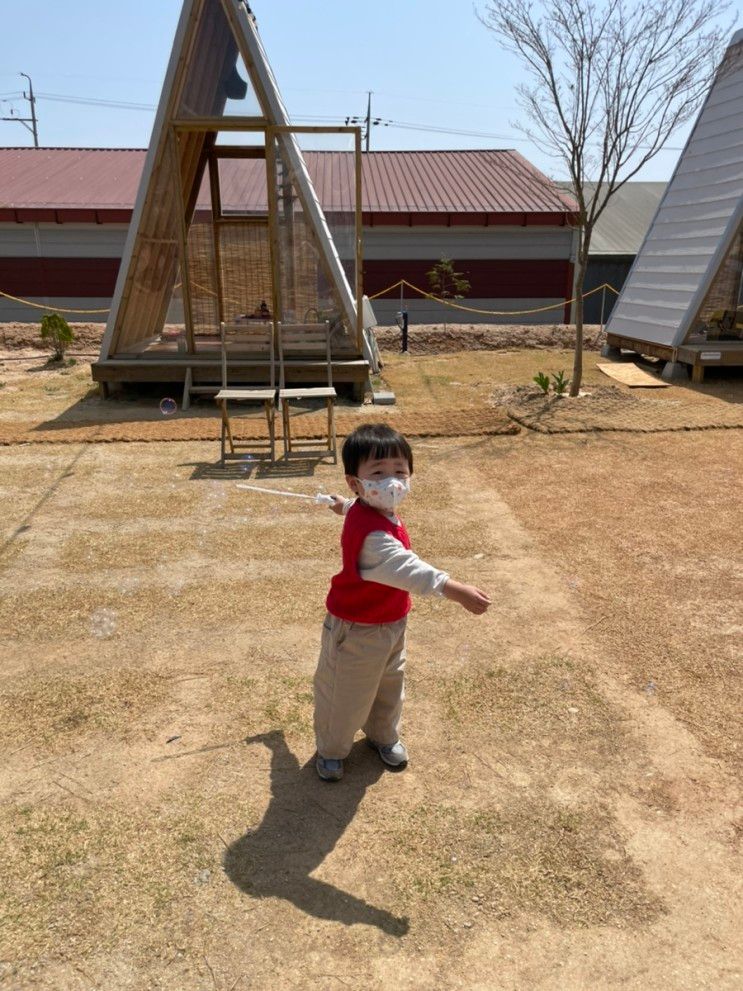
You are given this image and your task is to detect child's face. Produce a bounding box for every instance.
[346,454,411,498]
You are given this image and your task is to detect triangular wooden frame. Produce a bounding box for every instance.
[100,0,365,365]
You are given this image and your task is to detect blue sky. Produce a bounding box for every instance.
[0,0,734,181]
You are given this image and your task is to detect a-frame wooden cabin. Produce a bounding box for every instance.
[605,30,743,383]
[93,0,377,398]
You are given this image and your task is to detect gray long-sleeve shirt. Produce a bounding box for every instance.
[341,498,449,596]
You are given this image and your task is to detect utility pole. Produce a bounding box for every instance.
[21,75,39,148]
[365,91,372,152]
[1,73,39,147]
[345,91,389,152]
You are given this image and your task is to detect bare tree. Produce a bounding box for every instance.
[479,0,731,394]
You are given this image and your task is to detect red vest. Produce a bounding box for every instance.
[326,500,412,624]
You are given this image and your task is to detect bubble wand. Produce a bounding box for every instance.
[236,482,335,506]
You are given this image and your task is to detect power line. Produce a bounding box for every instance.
[344,92,392,151]
[13,89,685,153]
[37,91,156,111]
[387,118,517,141]
[0,73,38,146]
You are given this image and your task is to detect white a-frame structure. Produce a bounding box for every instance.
[94,0,376,396]
[605,30,743,382]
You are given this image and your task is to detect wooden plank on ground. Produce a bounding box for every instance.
[596,362,668,388]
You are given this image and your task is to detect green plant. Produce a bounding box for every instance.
[533,371,550,394]
[40,313,75,362]
[552,370,570,395]
[426,257,471,331]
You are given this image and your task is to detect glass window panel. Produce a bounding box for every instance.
[176,5,262,119]
[268,128,360,351]
[218,156,268,217]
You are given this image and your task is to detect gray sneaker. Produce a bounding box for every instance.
[316,754,343,781]
[367,738,409,767]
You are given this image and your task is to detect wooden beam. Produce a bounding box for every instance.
[267,125,359,135]
[208,153,226,328]
[172,116,267,131]
[264,133,283,327]
[170,129,197,353]
[354,126,363,351]
[213,145,266,158]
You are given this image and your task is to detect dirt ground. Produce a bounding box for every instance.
[0,320,602,358]
[0,343,741,990]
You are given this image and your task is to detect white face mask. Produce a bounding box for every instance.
[357,476,410,512]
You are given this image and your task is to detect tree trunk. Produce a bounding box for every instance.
[570,252,589,397]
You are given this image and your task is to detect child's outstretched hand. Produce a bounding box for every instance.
[328,494,346,516]
[443,579,491,615]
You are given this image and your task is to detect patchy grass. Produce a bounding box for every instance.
[0,574,327,642]
[261,675,314,736]
[0,537,29,573]
[0,363,94,418]
[59,517,332,572]
[439,654,625,752]
[381,799,665,928]
[0,670,170,748]
[411,514,490,559]
[76,488,204,522]
[0,791,249,963]
[380,348,609,413]
[482,429,743,769]
[212,672,314,740]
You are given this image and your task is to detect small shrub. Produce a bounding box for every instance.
[552,370,570,395]
[426,257,471,332]
[533,371,550,394]
[40,313,75,362]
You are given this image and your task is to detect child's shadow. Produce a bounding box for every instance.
[223,730,409,935]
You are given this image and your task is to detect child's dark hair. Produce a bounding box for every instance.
[342,423,413,476]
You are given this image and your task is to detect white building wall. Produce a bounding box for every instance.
[363,226,573,260]
[372,297,566,326]
[0,297,111,323]
[0,224,129,257]
[0,224,128,322]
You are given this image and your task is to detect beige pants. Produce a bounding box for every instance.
[313,612,408,759]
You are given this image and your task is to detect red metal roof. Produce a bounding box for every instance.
[0,147,576,222]
[0,148,143,211]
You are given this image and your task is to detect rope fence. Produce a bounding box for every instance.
[368,278,620,316]
[1,280,621,321]
[0,289,111,315]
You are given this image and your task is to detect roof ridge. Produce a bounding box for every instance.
[0,146,148,152]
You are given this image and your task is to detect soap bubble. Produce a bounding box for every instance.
[643,681,657,697]
[90,608,117,639]
[239,454,255,472]
[159,398,177,416]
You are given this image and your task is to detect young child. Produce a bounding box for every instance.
[313,423,491,781]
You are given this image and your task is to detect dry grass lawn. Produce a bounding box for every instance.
[0,345,741,990]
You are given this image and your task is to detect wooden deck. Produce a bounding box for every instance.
[92,340,370,399]
[606,334,743,382]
